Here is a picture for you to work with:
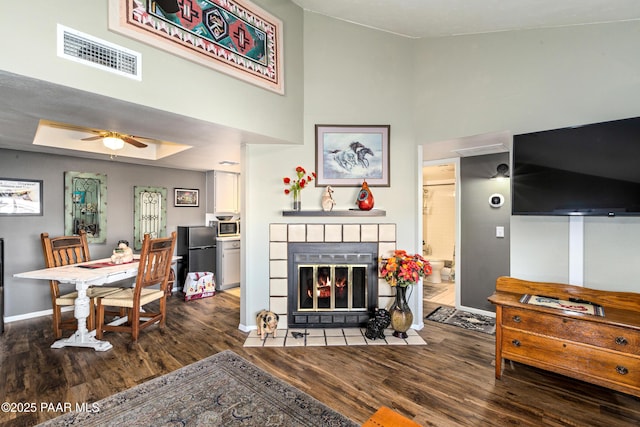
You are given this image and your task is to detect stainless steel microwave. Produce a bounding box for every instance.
[211,220,240,237]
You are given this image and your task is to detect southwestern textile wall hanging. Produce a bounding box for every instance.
[109,0,284,94]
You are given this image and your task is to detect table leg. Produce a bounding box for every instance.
[50,281,113,351]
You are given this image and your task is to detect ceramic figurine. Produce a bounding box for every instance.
[111,240,134,264]
[256,310,279,340]
[356,180,374,210]
[365,308,391,340]
[321,186,336,211]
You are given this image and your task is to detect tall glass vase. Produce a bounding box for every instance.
[292,188,301,211]
[389,286,413,338]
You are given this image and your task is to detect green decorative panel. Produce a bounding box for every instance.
[64,171,107,244]
[133,186,167,250]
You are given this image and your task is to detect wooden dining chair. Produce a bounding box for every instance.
[41,230,125,338]
[96,232,176,342]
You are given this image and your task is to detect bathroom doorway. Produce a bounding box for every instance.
[422,162,456,307]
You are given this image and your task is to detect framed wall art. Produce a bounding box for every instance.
[315,125,390,187]
[64,172,107,243]
[0,178,43,216]
[109,0,284,94]
[174,188,199,207]
[134,186,168,250]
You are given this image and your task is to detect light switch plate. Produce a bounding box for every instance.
[496,226,505,238]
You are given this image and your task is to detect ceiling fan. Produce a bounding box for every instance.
[42,120,161,150]
[81,131,148,150]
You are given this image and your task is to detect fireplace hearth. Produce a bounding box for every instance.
[288,242,378,328]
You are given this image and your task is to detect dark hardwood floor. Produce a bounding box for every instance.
[1,290,639,426]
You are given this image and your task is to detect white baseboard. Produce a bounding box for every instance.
[238,323,254,332]
[4,306,73,324]
[3,286,181,325]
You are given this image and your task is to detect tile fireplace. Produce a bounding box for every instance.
[269,223,396,329]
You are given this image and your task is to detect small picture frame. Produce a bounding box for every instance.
[0,178,44,216]
[315,125,390,187]
[174,188,199,207]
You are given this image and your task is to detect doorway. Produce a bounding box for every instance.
[422,162,456,307]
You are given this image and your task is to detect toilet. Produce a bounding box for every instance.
[426,259,445,284]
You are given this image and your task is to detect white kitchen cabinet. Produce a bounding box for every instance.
[213,171,239,214]
[216,238,240,290]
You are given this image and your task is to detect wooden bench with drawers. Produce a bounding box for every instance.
[488,276,640,397]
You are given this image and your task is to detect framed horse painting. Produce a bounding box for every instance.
[315,125,390,187]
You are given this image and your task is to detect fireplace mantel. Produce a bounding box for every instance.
[282,209,386,217]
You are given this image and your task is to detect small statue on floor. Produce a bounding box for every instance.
[365,308,391,340]
[256,310,279,340]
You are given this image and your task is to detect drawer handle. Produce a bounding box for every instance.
[512,315,521,323]
[616,365,629,375]
[511,339,521,347]
[615,336,628,346]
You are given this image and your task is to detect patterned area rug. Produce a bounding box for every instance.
[38,350,357,427]
[425,306,496,334]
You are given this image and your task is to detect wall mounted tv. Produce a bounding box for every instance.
[512,116,640,216]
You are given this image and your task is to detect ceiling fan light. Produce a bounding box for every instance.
[103,136,125,150]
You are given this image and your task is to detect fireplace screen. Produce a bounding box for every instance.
[288,242,378,328]
[298,265,367,311]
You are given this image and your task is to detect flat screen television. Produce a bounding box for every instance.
[512,116,640,216]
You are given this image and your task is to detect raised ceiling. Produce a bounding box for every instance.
[33,120,192,161]
[3,1,640,170]
[291,0,640,39]
[0,70,280,172]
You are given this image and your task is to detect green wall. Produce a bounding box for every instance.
[4,2,640,324]
[0,0,304,144]
[413,21,640,292]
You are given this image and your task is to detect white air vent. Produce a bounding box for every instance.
[57,24,141,80]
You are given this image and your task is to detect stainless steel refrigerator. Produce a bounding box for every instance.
[176,226,216,289]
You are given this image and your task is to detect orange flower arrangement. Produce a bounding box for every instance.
[380,250,432,287]
[283,166,316,195]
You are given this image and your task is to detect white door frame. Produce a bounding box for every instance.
[420,154,461,311]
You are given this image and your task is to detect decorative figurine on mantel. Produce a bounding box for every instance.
[321,186,336,211]
[111,240,134,264]
[356,180,374,210]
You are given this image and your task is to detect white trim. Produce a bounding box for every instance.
[4,306,73,324]
[422,156,461,310]
[4,285,179,324]
[414,145,424,331]
[238,323,254,333]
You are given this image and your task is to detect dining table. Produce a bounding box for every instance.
[14,256,179,351]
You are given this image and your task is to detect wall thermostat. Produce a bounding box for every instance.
[489,193,505,208]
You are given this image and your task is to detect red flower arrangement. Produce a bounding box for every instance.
[380,250,432,287]
[283,166,316,195]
